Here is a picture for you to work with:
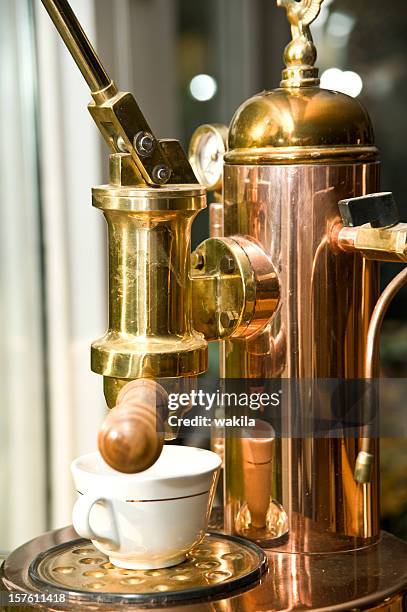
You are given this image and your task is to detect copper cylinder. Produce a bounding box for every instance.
[222,86,381,553]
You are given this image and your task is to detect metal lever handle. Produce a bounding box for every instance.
[41,0,197,189]
[339,192,399,229]
[41,0,117,98]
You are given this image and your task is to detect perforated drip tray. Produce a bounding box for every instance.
[28,532,267,606]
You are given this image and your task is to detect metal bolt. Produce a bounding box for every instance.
[191,252,205,270]
[134,131,156,157]
[220,254,236,274]
[220,311,239,330]
[116,135,128,153]
[152,165,171,184]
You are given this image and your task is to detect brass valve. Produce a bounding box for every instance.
[191,236,280,341]
[334,192,407,263]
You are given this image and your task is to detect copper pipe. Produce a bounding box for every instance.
[355,267,407,483]
[365,267,407,377]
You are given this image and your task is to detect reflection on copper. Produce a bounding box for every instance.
[223,162,381,552]
[241,421,274,529]
[334,224,359,252]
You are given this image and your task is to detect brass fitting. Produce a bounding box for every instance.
[91,154,207,407]
[191,236,280,341]
[333,192,407,262]
[335,223,407,263]
[92,155,281,406]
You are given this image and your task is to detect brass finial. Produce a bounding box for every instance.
[277,0,324,88]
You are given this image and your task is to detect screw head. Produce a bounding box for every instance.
[220,311,239,330]
[153,165,171,184]
[220,254,236,274]
[116,135,128,153]
[134,131,156,157]
[191,252,205,270]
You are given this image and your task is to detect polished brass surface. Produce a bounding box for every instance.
[27,533,266,602]
[209,201,224,238]
[91,180,208,404]
[277,0,324,88]
[159,139,199,185]
[336,223,407,262]
[191,236,280,341]
[88,92,175,187]
[226,87,377,165]
[223,163,381,552]
[3,526,407,611]
[110,152,142,186]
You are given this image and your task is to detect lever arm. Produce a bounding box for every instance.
[40,0,197,186]
[41,0,116,98]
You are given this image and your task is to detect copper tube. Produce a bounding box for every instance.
[355,267,407,483]
[334,225,358,253]
[365,267,407,378]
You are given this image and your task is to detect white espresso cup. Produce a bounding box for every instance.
[71,445,221,570]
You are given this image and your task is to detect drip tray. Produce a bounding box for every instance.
[28,532,267,606]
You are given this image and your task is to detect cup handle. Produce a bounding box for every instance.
[72,494,121,551]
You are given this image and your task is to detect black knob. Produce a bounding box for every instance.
[338,192,399,229]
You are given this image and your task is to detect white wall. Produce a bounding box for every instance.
[0,0,180,543]
[35,0,107,529]
[0,0,46,549]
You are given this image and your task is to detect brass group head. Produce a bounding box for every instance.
[92,152,281,407]
[91,154,208,407]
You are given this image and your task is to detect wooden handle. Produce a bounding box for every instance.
[98,380,168,474]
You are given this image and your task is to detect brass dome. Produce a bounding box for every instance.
[226,87,378,165]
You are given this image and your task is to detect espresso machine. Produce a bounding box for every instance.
[2,0,407,609]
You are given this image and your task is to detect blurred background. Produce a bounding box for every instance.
[0,0,406,553]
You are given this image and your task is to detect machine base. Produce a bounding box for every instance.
[1,527,406,610]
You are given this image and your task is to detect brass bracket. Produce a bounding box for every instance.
[89,93,197,187]
[191,236,280,341]
[334,192,407,262]
[334,223,407,263]
[40,0,197,187]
